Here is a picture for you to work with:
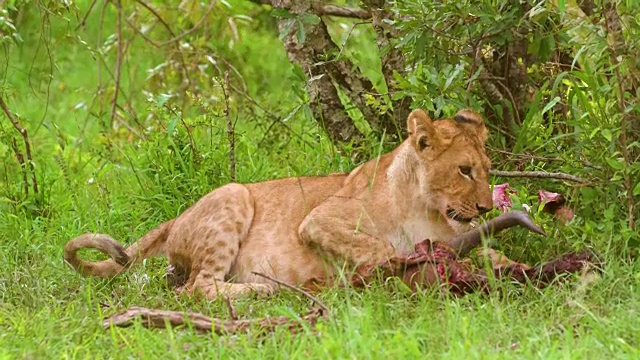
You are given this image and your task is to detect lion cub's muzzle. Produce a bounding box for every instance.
[446,204,491,223]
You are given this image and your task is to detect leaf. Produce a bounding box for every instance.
[541,96,560,115]
[633,182,640,197]
[572,45,587,70]
[308,73,325,83]
[167,115,180,136]
[300,14,321,25]
[414,33,426,58]
[605,157,624,171]
[296,20,306,43]
[443,63,464,91]
[156,93,172,107]
[271,8,294,19]
[539,35,556,61]
[527,37,540,55]
[557,0,566,12]
[601,129,612,142]
[278,19,295,41]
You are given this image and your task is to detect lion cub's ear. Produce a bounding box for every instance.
[454,109,488,144]
[407,109,437,151]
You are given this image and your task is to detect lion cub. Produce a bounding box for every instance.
[65,109,493,299]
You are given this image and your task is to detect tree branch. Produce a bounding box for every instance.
[10,138,28,197]
[275,3,363,143]
[109,0,124,129]
[223,71,236,182]
[158,1,217,47]
[249,1,371,19]
[253,0,402,144]
[602,1,635,228]
[77,0,98,29]
[134,0,177,38]
[314,5,371,19]
[0,95,38,196]
[489,169,588,184]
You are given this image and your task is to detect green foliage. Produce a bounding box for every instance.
[395,0,639,249]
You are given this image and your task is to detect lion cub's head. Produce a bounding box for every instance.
[406,108,493,228]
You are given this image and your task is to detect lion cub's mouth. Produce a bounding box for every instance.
[446,209,475,223]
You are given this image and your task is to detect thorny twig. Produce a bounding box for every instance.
[0,95,38,197]
[489,169,588,184]
[252,272,329,314]
[223,71,236,182]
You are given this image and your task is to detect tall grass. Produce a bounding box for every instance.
[0,2,638,358]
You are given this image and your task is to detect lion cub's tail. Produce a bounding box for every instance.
[64,220,174,278]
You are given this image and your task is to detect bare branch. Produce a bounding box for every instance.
[249,0,371,19]
[10,138,28,197]
[602,1,635,228]
[134,0,177,37]
[114,1,192,90]
[223,71,236,182]
[110,0,124,129]
[0,95,38,196]
[223,297,237,321]
[77,0,98,29]
[97,0,107,112]
[158,1,217,47]
[315,5,371,19]
[229,83,314,147]
[489,169,588,184]
[252,272,329,314]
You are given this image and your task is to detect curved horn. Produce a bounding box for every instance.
[449,211,546,257]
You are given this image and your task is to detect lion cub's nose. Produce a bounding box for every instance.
[476,204,492,215]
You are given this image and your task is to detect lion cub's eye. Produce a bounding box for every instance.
[459,166,473,178]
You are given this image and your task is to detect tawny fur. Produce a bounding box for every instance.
[64,109,495,299]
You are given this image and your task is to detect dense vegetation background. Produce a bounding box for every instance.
[0,0,638,358]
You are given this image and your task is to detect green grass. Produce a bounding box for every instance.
[1,2,640,359]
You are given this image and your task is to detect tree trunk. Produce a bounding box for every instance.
[250,0,411,145]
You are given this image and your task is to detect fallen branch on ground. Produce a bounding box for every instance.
[103,306,326,334]
[109,213,598,335]
[489,169,588,183]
